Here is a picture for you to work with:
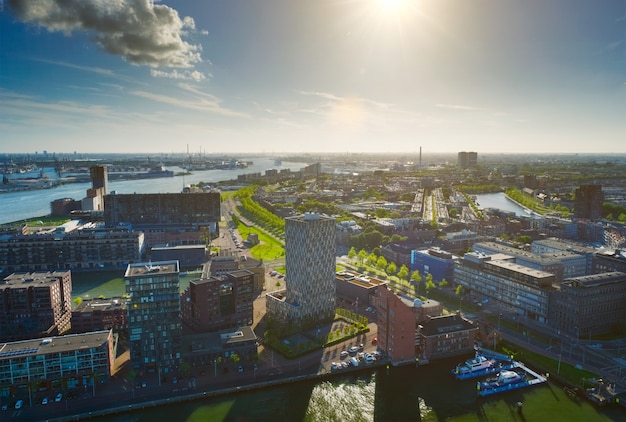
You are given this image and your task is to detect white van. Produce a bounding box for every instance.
[350,357,359,367]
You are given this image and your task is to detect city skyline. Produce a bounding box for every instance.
[1,0,626,154]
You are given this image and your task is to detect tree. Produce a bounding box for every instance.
[455,285,464,296]
[397,264,409,280]
[438,278,448,288]
[425,274,435,294]
[376,256,388,271]
[347,246,357,261]
[410,270,422,284]
[366,252,377,266]
[357,249,367,265]
[386,262,397,275]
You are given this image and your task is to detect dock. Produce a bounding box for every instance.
[476,361,547,397]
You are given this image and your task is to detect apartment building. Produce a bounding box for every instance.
[266,213,336,327]
[0,330,114,398]
[125,261,182,373]
[0,271,72,342]
[0,225,144,273]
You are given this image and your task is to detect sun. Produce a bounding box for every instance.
[374,0,410,13]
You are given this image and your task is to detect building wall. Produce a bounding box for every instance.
[125,261,182,373]
[71,298,127,333]
[374,285,417,365]
[0,271,72,341]
[410,248,457,282]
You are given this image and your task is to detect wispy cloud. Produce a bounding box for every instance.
[9,0,203,68]
[31,58,114,76]
[151,69,207,82]
[435,103,481,111]
[131,85,249,118]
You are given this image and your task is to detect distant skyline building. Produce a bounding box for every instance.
[574,184,604,220]
[457,151,478,169]
[266,213,336,327]
[124,261,182,373]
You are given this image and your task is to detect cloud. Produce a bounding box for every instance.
[151,69,207,81]
[9,0,202,68]
[435,103,480,111]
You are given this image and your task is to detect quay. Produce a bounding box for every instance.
[452,348,514,381]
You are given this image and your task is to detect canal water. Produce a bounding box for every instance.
[475,193,531,217]
[0,157,307,224]
[99,360,624,422]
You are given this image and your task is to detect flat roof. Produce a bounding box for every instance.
[125,261,179,277]
[487,259,554,279]
[1,271,69,290]
[0,330,111,360]
[73,297,127,313]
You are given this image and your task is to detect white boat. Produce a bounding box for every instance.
[455,353,497,374]
[483,370,524,388]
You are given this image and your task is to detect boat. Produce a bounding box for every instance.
[454,353,497,375]
[481,370,524,389]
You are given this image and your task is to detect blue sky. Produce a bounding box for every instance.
[1,0,625,155]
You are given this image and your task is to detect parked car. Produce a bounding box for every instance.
[340,350,348,358]
[238,365,244,373]
[348,346,358,354]
[55,393,63,402]
[15,400,23,409]
[371,337,378,345]
[41,397,48,405]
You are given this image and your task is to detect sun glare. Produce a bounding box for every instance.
[375,0,409,13]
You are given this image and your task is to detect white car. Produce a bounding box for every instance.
[55,393,63,402]
[348,346,359,354]
[15,400,23,409]
[340,350,348,358]
[41,397,48,405]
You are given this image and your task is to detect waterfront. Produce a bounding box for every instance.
[0,157,307,224]
[97,363,624,422]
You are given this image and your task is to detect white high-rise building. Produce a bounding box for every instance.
[266,213,336,326]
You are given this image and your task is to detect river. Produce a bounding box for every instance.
[99,362,623,422]
[475,192,535,217]
[0,158,307,225]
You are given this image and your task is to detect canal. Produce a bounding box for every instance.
[99,360,624,421]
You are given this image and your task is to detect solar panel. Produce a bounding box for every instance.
[0,347,39,358]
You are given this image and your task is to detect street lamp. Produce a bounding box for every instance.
[558,353,562,374]
[498,313,502,332]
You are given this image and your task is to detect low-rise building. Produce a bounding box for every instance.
[181,326,258,370]
[418,314,478,361]
[71,297,127,333]
[335,270,387,309]
[0,330,114,399]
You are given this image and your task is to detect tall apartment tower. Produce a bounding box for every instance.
[124,261,182,373]
[284,213,336,325]
[457,151,478,169]
[574,184,604,220]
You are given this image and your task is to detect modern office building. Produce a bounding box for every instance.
[181,326,258,370]
[0,271,72,342]
[0,330,114,399]
[335,270,387,309]
[180,266,254,333]
[266,213,336,327]
[124,261,182,374]
[454,252,556,323]
[0,224,145,273]
[549,272,626,337]
[411,248,458,283]
[574,184,604,220]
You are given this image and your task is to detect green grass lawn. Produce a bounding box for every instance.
[237,225,285,260]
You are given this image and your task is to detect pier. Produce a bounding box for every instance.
[476,361,547,397]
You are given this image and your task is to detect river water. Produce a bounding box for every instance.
[0,158,307,224]
[100,361,623,422]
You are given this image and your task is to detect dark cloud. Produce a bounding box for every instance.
[9,0,202,68]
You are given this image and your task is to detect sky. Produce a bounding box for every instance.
[1,0,626,155]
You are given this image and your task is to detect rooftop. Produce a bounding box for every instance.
[0,330,111,360]
[125,260,179,278]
